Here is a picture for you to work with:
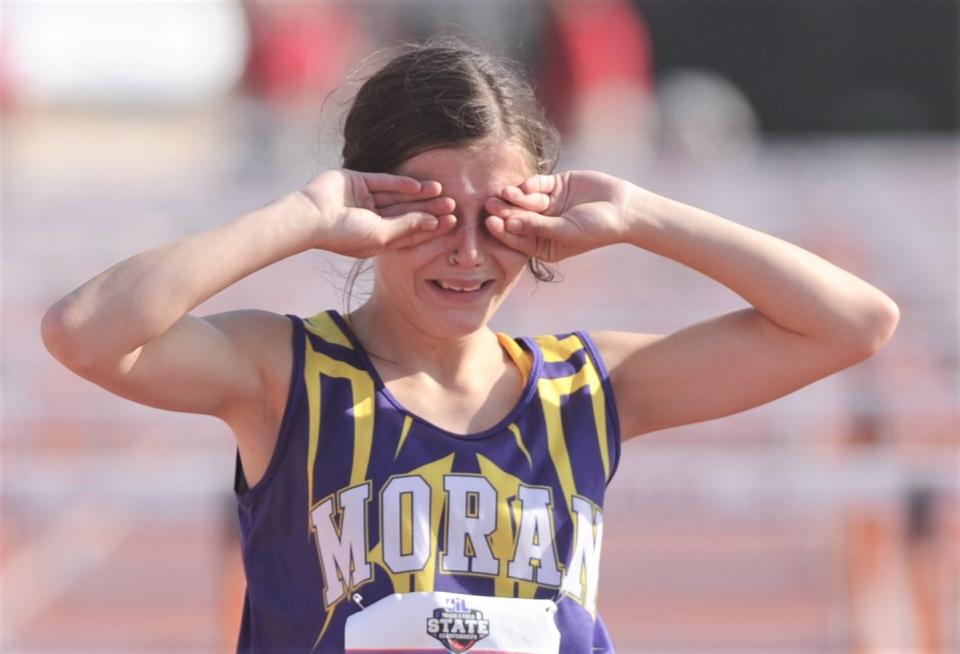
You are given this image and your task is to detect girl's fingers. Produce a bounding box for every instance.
[501,211,573,237]
[380,213,457,249]
[378,196,456,218]
[519,174,558,196]
[484,215,539,257]
[486,197,560,230]
[487,197,577,239]
[486,196,519,217]
[499,185,552,213]
[372,180,443,207]
[359,172,425,194]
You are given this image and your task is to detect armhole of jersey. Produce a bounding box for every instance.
[235,313,306,505]
[496,332,533,388]
[575,330,623,486]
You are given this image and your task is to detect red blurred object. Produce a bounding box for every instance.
[243,3,364,106]
[539,0,653,135]
[0,34,11,112]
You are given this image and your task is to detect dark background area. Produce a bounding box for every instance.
[632,0,957,133]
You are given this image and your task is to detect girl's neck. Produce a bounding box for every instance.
[346,301,505,388]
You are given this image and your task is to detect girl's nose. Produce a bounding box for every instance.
[447,217,486,266]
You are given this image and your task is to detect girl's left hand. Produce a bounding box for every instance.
[484,171,640,262]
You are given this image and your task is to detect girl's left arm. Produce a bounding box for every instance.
[487,172,900,441]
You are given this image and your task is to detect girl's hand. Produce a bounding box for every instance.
[484,171,640,262]
[297,169,456,258]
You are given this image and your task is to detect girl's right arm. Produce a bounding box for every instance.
[41,191,318,418]
[41,171,454,482]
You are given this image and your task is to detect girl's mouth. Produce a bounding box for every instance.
[427,279,495,298]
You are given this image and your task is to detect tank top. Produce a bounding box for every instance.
[234,310,622,653]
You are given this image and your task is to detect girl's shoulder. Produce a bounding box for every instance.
[527,330,611,375]
[300,309,355,350]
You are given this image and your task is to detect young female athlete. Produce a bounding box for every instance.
[41,41,899,653]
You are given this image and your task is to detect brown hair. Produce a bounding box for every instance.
[340,37,561,310]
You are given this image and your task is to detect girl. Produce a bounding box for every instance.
[41,41,899,653]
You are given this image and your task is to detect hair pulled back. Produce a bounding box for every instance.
[343,38,560,178]
[340,38,561,289]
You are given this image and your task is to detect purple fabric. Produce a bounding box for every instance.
[235,311,621,653]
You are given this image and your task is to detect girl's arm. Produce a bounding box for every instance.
[41,192,313,419]
[486,172,900,440]
[593,187,899,439]
[41,171,453,447]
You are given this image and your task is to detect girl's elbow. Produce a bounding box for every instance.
[41,301,94,371]
[856,295,901,356]
[877,297,901,346]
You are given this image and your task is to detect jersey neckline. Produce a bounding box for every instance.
[326,310,544,441]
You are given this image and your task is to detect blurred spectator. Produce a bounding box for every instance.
[234,1,369,176]
[0,30,11,113]
[654,69,760,161]
[242,0,366,111]
[537,0,654,165]
[383,0,549,74]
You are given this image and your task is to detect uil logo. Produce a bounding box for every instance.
[425,597,490,653]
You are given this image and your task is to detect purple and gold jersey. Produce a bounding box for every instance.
[235,310,621,653]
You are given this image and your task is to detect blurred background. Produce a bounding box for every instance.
[2,0,957,651]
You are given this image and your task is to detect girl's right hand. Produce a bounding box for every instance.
[296,169,457,258]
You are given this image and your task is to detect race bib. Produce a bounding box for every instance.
[344,591,560,653]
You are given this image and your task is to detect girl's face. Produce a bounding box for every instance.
[370,141,534,339]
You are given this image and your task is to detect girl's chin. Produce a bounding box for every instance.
[420,309,494,337]
[411,301,499,338]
